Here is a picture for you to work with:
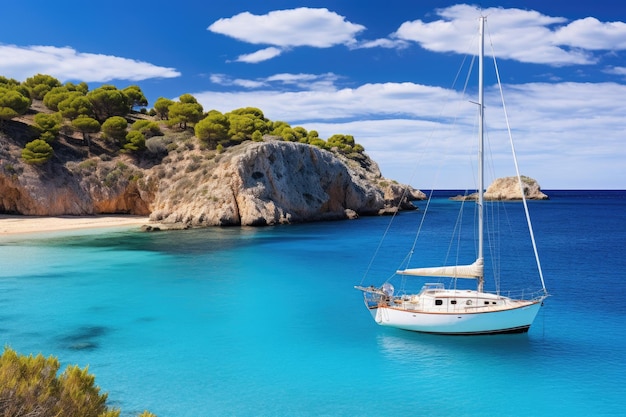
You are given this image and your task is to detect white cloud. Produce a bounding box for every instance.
[392,4,606,66]
[210,72,340,91]
[208,7,366,63]
[192,78,626,189]
[208,4,626,67]
[554,17,626,50]
[197,81,457,122]
[604,66,626,76]
[236,47,283,63]
[211,73,267,88]
[208,8,365,48]
[0,44,180,82]
[265,73,322,83]
[356,38,409,49]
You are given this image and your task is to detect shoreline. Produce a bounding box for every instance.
[0,215,151,235]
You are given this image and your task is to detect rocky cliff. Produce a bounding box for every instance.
[0,127,423,227]
[150,140,387,226]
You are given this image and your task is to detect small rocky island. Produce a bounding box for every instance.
[450,176,549,201]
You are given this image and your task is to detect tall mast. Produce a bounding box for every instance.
[477,16,485,293]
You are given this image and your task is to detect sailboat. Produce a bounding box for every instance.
[355,16,549,335]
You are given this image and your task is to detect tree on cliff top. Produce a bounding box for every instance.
[153,97,173,120]
[225,107,269,143]
[2,72,371,165]
[43,82,89,111]
[87,85,130,122]
[0,86,31,122]
[123,85,148,111]
[72,115,101,146]
[23,74,61,100]
[167,94,203,130]
[195,110,229,148]
[59,94,95,120]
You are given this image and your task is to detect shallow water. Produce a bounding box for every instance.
[1,190,624,416]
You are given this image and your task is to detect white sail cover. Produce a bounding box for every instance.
[397,258,483,279]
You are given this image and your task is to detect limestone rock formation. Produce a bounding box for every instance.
[450,176,548,201]
[149,141,417,226]
[0,152,153,216]
[0,129,420,226]
[485,176,548,200]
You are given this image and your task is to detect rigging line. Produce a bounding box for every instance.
[359,193,422,285]
[358,206,400,285]
[486,21,548,294]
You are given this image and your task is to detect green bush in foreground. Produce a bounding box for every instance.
[0,347,156,417]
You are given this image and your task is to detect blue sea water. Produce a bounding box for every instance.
[0,190,625,416]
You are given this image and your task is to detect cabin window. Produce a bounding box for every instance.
[451,300,457,305]
[484,301,490,305]
[435,299,443,306]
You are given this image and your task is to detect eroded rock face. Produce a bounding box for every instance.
[1,162,78,215]
[0,132,420,226]
[149,141,396,226]
[0,139,154,216]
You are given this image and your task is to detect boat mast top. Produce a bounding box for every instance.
[477,16,485,293]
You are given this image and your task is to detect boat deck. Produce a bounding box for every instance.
[387,296,536,314]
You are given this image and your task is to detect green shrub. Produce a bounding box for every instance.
[131,120,162,138]
[0,347,157,416]
[0,347,119,416]
[101,116,128,143]
[21,139,53,164]
[33,112,62,142]
[124,130,146,152]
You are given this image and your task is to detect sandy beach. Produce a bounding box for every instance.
[0,215,151,235]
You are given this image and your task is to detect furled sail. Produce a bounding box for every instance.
[396,258,483,279]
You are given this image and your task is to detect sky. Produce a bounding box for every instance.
[0,0,624,189]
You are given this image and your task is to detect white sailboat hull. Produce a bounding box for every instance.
[368,297,544,335]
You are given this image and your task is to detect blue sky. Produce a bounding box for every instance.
[1,1,624,189]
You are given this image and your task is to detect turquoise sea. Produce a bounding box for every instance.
[1,190,624,416]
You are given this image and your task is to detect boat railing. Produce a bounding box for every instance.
[485,288,547,301]
[355,286,386,308]
[420,283,445,292]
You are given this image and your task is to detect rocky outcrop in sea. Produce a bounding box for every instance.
[450,176,549,201]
